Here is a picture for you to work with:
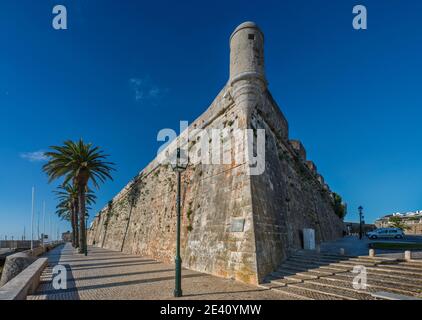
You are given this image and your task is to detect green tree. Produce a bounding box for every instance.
[43,139,115,254]
[388,216,409,230]
[55,183,97,247]
[332,192,347,220]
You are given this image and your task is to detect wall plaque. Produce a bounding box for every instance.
[230,219,245,232]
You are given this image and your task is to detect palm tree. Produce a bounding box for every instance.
[55,184,97,248]
[43,139,115,254]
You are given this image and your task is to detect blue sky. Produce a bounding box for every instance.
[0,0,421,239]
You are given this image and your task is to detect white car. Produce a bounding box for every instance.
[366,228,405,240]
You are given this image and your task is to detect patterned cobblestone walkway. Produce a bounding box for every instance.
[28,243,294,300]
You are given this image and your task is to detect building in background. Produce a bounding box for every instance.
[61,231,72,242]
[343,222,375,235]
[375,211,422,234]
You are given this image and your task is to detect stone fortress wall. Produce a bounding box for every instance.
[88,22,344,285]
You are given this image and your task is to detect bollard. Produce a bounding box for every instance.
[340,248,345,256]
[369,249,375,257]
[316,244,321,253]
[404,250,412,261]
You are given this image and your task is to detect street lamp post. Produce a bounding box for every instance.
[358,206,364,240]
[170,147,188,298]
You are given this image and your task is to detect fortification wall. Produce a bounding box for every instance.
[88,21,344,285]
[250,90,343,281]
[89,86,261,283]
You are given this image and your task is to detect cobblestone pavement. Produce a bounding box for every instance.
[28,243,295,300]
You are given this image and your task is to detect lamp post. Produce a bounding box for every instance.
[170,147,188,298]
[358,206,364,240]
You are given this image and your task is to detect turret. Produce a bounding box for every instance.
[228,22,267,129]
[229,21,266,86]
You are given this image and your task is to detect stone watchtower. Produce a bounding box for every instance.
[229,22,266,128]
[88,22,344,285]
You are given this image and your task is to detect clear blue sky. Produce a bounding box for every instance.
[0,0,421,239]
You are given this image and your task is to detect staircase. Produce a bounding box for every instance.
[261,250,422,300]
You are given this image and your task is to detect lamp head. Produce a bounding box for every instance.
[170,147,188,172]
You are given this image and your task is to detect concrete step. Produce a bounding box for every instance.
[289,282,375,300]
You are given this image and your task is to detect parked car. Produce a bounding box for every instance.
[366,228,405,240]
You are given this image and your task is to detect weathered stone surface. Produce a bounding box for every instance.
[306,161,317,174]
[289,140,306,160]
[0,252,35,287]
[88,21,344,285]
[0,258,47,300]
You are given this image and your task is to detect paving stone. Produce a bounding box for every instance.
[27,243,295,300]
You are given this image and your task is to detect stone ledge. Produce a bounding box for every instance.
[0,258,48,300]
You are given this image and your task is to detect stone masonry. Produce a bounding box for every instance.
[88,22,344,285]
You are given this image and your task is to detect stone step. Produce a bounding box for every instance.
[364,265,422,278]
[292,251,355,260]
[320,274,421,296]
[270,277,302,287]
[289,255,387,266]
[289,282,375,300]
[288,257,350,268]
[271,285,340,300]
[257,282,284,290]
[371,291,422,300]
[280,262,351,276]
[305,278,379,295]
[329,260,377,267]
[281,260,339,271]
[289,255,347,264]
[357,255,398,261]
[328,262,422,277]
[279,272,318,282]
[375,262,422,273]
[335,269,422,286]
[278,265,334,277]
[398,260,422,267]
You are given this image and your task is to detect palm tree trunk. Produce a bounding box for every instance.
[74,200,79,248]
[71,207,76,247]
[78,188,87,254]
